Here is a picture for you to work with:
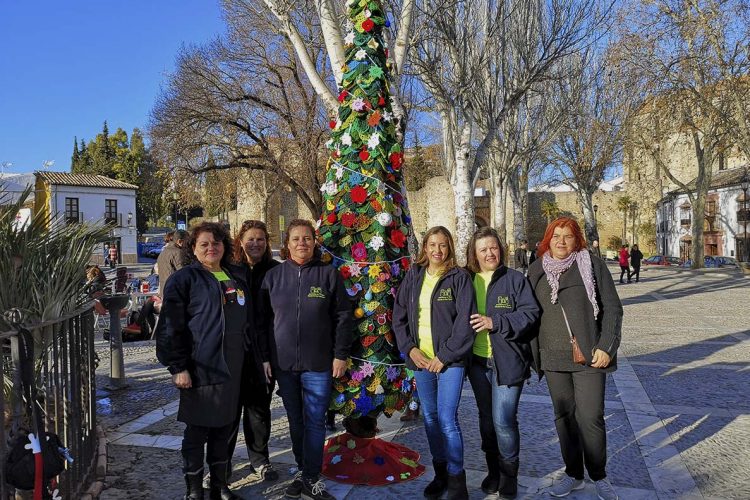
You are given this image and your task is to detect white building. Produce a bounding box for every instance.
[656,167,750,261]
[34,172,139,264]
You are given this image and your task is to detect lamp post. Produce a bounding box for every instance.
[741,173,749,262]
[593,204,599,225]
[127,211,133,227]
[172,192,179,229]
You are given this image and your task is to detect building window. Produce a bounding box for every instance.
[680,205,691,227]
[105,199,118,225]
[705,200,716,217]
[65,197,79,224]
[718,153,726,171]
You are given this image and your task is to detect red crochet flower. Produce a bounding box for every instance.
[389,152,403,169]
[341,212,357,227]
[327,213,337,224]
[329,120,337,129]
[352,242,367,262]
[390,229,406,248]
[359,149,370,161]
[362,19,375,32]
[401,257,410,270]
[340,266,352,279]
[350,186,368,204]
[338,91,347,103]
[378,95,385,106]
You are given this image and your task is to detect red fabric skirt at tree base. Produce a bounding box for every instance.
[321,433,425,486]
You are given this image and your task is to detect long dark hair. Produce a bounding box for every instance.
[233,220,272,265]
[187,222,234,269]
[465,227,505,273]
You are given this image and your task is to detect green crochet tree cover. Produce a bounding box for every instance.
[318,0,414,418]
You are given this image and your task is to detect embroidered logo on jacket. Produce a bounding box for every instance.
[494,295,512,309]
[308,286,326,299]
[437,288,453,302]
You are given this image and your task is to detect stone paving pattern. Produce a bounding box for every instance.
[95,265,750,499]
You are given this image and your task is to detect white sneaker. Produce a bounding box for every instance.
[550,475,585,497]
[595,478,618,500]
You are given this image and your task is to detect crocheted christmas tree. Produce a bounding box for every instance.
[317,0,414,418]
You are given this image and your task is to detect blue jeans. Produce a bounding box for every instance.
[275,370,332,480]
[467,356,523,462]
[413,366,465,475]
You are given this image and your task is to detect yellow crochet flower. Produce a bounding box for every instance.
[368,264,381,278]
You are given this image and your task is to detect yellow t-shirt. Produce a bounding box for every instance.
[472,271,494,357]
[417,270,441,359]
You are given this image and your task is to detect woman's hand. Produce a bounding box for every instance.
[332,358,348,378]
[409,348,431,370]
[470,314,493,332]
[262,361,273,383]
[172,370,192,389]
[426,357,445,373]
[591,349,612,368]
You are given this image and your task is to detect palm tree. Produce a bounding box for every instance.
[617,195,632,243]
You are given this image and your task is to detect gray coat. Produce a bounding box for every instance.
[528,254,622,377]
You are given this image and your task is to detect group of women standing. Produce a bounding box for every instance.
[156,215,622,500]
[393,217,622,500]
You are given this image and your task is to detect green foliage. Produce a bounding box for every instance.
[0,187,110,335]
[541,200,561,223]
[71,124,166,232]
[607,235,623,250]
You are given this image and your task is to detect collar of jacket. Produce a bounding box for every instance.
[283,257,321,269]
[468,265,508,287]
[414,264,461,281]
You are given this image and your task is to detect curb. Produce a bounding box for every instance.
[80,425,108,500]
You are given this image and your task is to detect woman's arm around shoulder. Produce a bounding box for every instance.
[435,268,476,364]
[489,269,540,342]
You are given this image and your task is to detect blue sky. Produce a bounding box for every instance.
[0,0,225,174]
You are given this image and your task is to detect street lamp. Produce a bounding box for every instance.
[127,211,133,227]
[741,172,749,262]
[172,192,179,228]
[593,204,599,224]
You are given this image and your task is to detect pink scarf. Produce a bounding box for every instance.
[541,250,599,319]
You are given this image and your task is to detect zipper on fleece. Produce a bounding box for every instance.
[295,266,302,371]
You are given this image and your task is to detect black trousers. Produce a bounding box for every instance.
[628,265,641,282]
[228,353,274,469]
[182,422,235,475]
[545,370,607,481]
[619,265,629,282]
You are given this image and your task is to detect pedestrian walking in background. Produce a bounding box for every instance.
[528,217,623,500]
[108,243,118,269]
[157,229,189,294]
[393,226,476,500]
[514,240,529,275]
[465,227,540,498]
[260,219,353,500]
[529,242,540,265]
[223,220,280,483]
[591,240,602,259]
[156,222,248,500]
[618,244,630,284]
[629,244,643,283]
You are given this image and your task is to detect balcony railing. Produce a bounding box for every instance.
[738,209,750,223]
[103,212,124,227]
[680,218,691,226]
[0,305,98,498]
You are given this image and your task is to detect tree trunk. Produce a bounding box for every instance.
[690,194,705,269]
[453,123,475,265]
[580,192,598,243]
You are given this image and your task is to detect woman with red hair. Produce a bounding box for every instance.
[527,217,622,500]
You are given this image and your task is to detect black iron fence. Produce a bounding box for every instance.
[0,304,98,498]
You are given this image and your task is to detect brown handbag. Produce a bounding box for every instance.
[561,306,587,365]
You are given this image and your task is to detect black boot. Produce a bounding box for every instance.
[446,470,469,500]
[424,461,448,499]
[498,459,519,499]
[184,471,204,500]
[208,462,240,500]
[481,454,501,494]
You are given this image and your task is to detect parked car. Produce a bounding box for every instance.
[642,255,681,266]
[681,256,740,268]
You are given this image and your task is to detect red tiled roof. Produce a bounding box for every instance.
[35,172,138,190]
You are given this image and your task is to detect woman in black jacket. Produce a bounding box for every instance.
[465,227,540,498]
[225,220,280,482]
[393,226,476,500]
[156,222,245,500]
[260,219,353,500]
[527,217,622,500]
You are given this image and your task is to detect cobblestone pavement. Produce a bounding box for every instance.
[95,265,749,499]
